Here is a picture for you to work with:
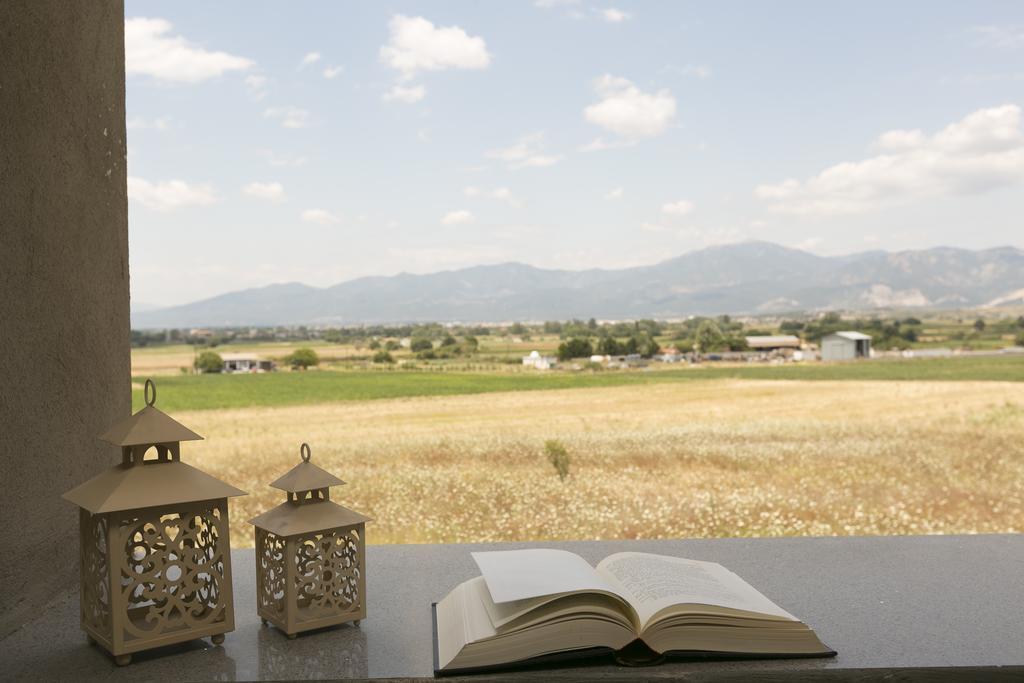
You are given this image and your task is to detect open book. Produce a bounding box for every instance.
[433,549,834,675]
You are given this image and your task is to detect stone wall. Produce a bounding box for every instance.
[0,0,130,636]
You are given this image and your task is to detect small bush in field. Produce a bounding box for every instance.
[545,439,571,482]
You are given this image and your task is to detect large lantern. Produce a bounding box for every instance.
[62,380,246,665]
[251,443,371,638]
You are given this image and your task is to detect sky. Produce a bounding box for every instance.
[125,1,1024,308]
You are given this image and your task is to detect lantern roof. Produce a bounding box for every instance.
[98,380,203,446]
[63,460,246,514]
[249,500,371,537]
[270,443,346,493]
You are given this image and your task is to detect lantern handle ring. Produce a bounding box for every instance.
[144,379,156,407]
[300,442,311,463]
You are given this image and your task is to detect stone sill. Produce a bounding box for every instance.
[3,534,1023,680]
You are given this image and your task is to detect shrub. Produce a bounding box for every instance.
[372,350,395,364]
[194,351,223,374]
[286,347,319,370]
[544,439,571,482]
[410,337,433,352]
[1016,331,1024,347]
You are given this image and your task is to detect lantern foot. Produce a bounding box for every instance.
[287,633,298,640]
[211,633,225,645]
[114,654,132,666]
[354,620,361,627]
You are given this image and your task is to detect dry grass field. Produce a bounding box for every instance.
[173,379,1024,547]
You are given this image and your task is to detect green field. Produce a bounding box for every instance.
[133,354,1024,411]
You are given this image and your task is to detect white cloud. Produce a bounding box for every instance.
[679,64,712,79]
[972,25,1024,49]
[264,106,310,129]
[323,65,344,79]
[640,222,668,233]
[598,8,631,23]
[584,74,677,139]
[662,199,695,216]
[126,116,171,131]
[301,209,340,225]
[604,187,624,200]
[263,152,307,167]
[380,15,491,79]
[794,236,823,251]
[486,132,565,169]
[301,51,321,66]
[124,17,252,83]
[244,74,269,100]
[578,137,637,152]
[463,186,522,206]
[383,84,426,104]
[755,104,1024,216]
[243,181,285,202]
[441,209,475,225]
[677,226,745,246]
[128,176,216,211]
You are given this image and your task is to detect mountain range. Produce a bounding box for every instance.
[132,242,1024,328]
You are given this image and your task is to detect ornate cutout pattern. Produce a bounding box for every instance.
[80,510,111,635]
[256,528,288,619]
[115,500,229,641]
[294,528,362,620]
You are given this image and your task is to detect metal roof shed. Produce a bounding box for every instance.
[821,331,872,361]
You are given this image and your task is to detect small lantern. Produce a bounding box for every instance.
[250,443,371,638]
[62,379,246,665]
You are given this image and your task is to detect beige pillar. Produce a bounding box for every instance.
[0,1,130,636]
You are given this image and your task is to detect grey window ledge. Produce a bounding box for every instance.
[3,534,1023,681]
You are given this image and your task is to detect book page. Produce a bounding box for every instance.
[596,552,798,629]
[472,549,623,604]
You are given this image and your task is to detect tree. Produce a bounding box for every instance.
[636,334,661,358]
[974,318,986,332]
[510,322,527,335]
[384,340,400,351]
[368,339,381,350]
[557,337,593,361]
[463,335,479,352]
[1016,331,1024,347]
[440,334,458,347]
[693,320,726,353]
[1017,316,1024,329]
[286,347,319,370]
[410,337,433,352]
[596,336,621,355]
[372,350,395,364]
[195,351,223,374]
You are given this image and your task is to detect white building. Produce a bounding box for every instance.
[221,353,275,373]
[522,350,557,370]
[821,332,872,361]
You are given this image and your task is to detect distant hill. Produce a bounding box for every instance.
[132,242,1024,327]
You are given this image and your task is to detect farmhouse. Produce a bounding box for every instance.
[821,331,873,361]
[745,335,801,351]
[522,350,557,370]
[221,353,276,373]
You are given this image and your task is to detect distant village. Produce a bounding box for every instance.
[130,311,1024,374]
